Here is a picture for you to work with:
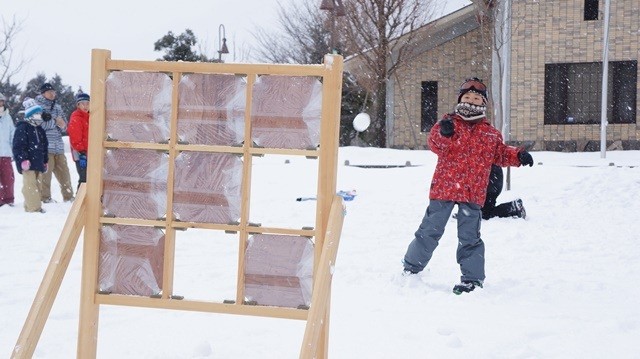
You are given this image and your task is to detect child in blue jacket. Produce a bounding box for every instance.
[12,98,49,213]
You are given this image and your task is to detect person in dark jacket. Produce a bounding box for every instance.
[402,77,534,295]
[482,165,526,220]
[12,98,49,213]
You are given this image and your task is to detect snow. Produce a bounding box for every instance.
[2,140,640,358]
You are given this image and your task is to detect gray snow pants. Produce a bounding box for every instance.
[403,199,486,283]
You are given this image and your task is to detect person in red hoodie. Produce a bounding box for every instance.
[67,92,90,189]
[402,78,534,295]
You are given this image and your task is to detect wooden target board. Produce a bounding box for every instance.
[12,49,344,359]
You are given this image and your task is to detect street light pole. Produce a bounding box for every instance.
[600,0,611,158]
[217,24,229,62]
[320,0,346,54]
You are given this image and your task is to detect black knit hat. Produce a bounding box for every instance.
[40,83,55,94]
[75,92,90,103]
[457,77,487,104]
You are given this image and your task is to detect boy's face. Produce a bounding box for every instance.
[77,100,90,112]
[43,90,56,101]
[460,92,484,106]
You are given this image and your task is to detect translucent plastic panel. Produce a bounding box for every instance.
[173,229,238,302]
[251,75,322,149]
[99,225,165,296]
[102,149,168,219]
[173,152,242,223]
[250,154,318,229]
[244,234,314,308]
[177,74,246,146]
[105,71,172,142]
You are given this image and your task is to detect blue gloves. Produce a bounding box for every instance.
[78,153,87,169]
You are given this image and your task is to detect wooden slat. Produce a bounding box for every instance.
[175,144,243,154]
[160,72,181,299]
[99,217,165,227]
[310,54,344,359]
[95,294,309,320]
[299,196,345,359]
[245,226,315,237]
[103,141,169,150]
[249,147,319,157]
[171,221,240,232]
[106,59,325,77]
[11,185,87,359]
[236,74,256,304]
[77,48,111,359]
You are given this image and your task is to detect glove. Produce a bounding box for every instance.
[21,160,30,171]
[78,153,87,169]
[42,112,52,121]
[518,151,534,167]
[439,119,454,138]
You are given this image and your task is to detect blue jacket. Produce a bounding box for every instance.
[12,120,49,174]
[0,109,14,157]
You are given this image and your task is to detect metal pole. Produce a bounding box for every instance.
[502,0,512,190]
[600,0,611,158]
[330,3,336,54]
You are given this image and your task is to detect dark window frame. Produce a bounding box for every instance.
[584,0,599,21]
[421,81,438,132]
[544,61,637,125]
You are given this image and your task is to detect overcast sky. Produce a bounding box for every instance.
[3,0,470,93]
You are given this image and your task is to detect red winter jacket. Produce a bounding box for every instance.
[428,114,522,206]
[68,109,89,154]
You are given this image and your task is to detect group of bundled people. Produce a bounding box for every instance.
[0,83,90,213]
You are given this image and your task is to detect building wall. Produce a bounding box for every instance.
[510,0,640,151]
[391,25,492,149]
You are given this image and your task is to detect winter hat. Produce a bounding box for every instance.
[23,98,43,118]
[40,82,55,94]
[0,92,5,101]
[457,77,488,104]
[76,92,90,103]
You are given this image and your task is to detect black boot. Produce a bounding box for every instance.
[453,280,483,295]
[513,198,526,219]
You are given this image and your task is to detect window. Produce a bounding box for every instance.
[584,0,599,21]
[421,81,438,132]
[544,61,637,124]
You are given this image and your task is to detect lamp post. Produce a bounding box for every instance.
[217,24,229,62]
[319,0,346,54]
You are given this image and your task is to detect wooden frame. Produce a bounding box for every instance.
[12,50,344,358]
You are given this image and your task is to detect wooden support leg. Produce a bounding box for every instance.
[12,185,87,358]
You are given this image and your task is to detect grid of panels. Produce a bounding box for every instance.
[97,71,325,308]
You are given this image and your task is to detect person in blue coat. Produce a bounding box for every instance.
[12,98,49,213]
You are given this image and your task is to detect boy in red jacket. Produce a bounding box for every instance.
[67,92,90,189]
[402,78,533,294]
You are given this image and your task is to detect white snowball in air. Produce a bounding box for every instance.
[353,113,370,132]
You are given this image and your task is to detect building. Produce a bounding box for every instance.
[346,0,639,151]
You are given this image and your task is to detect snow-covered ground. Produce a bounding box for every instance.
[2,142,639,358]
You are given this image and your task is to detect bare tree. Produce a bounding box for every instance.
[472,0,530,189]
[341,0,435,147]
[0,16,29,84]
[472,0,527,138]
[252,0,333,64]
